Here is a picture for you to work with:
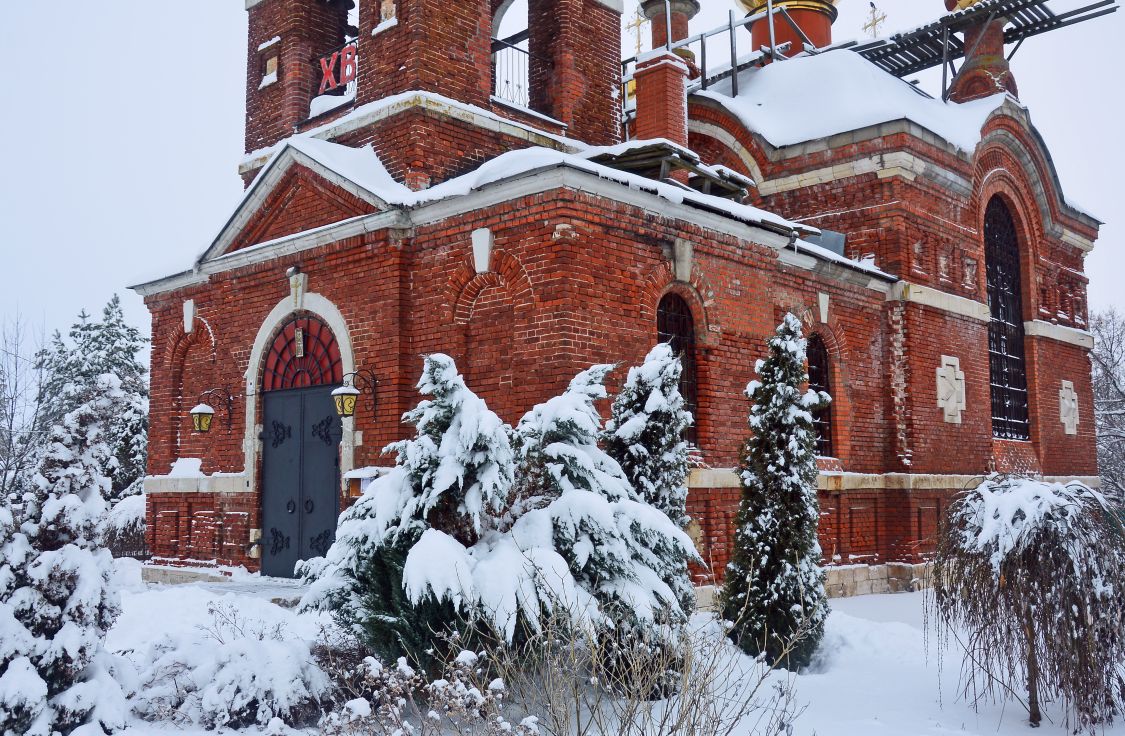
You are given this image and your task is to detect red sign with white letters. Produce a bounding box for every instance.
[318,42,358,95]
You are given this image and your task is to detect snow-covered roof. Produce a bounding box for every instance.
[695,48,1009,154]
[283,137,409,200]
[137,133,893,292]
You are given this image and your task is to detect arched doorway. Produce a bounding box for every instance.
[259,315,345,577]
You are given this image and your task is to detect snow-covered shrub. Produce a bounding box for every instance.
[0,374,126,736]
[720,314,829,670]
[129,602,329,729]
[299,353,513,670]
[603,343,695,612]
[301,355,698,674]
[513,363,698,635]
[928,475,1125,731]
[604,343,693,529]
[102,495,145,558]
[319,647,539,736]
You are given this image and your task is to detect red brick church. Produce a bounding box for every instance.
[133,0,1106,589]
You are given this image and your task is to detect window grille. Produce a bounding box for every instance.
[807,334,834,457]
[657,293,699,445]
[985,198,1030,440]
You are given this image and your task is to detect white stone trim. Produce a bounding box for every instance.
[243,292,357,496]
[686,120,765,184]
[1059,379,1080,435]
[755,152,971,197]
[182,300,195,333]
[144,473,249,495]
[1023,319,1093,349]
[936,355,966,424]
[472,228,493,273]
[135,167,892,296]
[887,281,991,322]
[239,91,580,175]
[1061,228,1095,253]
[687,470,1102,491]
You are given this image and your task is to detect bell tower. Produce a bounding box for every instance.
[243,0,623,154]
[244,0,353,154]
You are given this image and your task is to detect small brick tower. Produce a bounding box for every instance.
[740,0,838,52]
[945,0,1019,101]
[244,0,623,161]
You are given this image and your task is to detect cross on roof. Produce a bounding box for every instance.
[626,6,649,56]
[864,2,888,38]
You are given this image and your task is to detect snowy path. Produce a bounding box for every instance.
[109,563,1122,735]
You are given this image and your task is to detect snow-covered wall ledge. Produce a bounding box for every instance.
[686,469,1102,491]
[144,472,249,495]
[1022,319,1094,349]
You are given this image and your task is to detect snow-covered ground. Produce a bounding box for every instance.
[109,560,1122,735]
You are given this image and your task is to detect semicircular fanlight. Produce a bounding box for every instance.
[262,315,343,392]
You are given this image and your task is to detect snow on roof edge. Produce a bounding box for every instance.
[240,90,586,172]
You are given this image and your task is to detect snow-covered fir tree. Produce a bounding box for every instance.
[33,297,148,503]
[720,314,829,669]
[0,374,126,735]
[603,343,694,612]
[515,364,697,631]
[302,356,698,671]
[299,354,515,669]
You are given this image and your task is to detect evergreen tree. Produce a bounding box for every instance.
[0,374,126,735]
[515,364,697,632]
[300,354,514,668]
[721,314,829,669]
[32,298,148,503]
[603,343,694,613]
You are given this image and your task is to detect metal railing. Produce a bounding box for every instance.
[491,33,532,109]
[620,5,813,125]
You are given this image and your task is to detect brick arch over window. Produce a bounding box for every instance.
[657,292,699,445]
[261,315,344,392]
[164,318,220,464]
[984,196,1031,440]
[772,298,852,465]
[639,262,719,340]
[449,250,535,325]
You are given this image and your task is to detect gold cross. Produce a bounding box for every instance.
[625,6,649,56]
[863,2,888,38]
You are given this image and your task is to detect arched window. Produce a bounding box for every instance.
[657,293,699,445]
[806,334,834,457]
[262,315,344,392]
[984,197,1030,440]
[491,0,530,108]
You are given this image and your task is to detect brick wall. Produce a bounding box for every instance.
[149,19,1100,575]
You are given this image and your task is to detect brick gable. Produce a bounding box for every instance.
[227,166,377,254]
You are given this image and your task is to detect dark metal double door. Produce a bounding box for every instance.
[261,385,342,578]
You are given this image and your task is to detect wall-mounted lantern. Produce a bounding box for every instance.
[191,388,234,433]
[332,369,377,419]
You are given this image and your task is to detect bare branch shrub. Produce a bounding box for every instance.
[475,601,806,736]
[927,474,1125,731]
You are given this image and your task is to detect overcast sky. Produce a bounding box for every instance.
[0,0,1120,345]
